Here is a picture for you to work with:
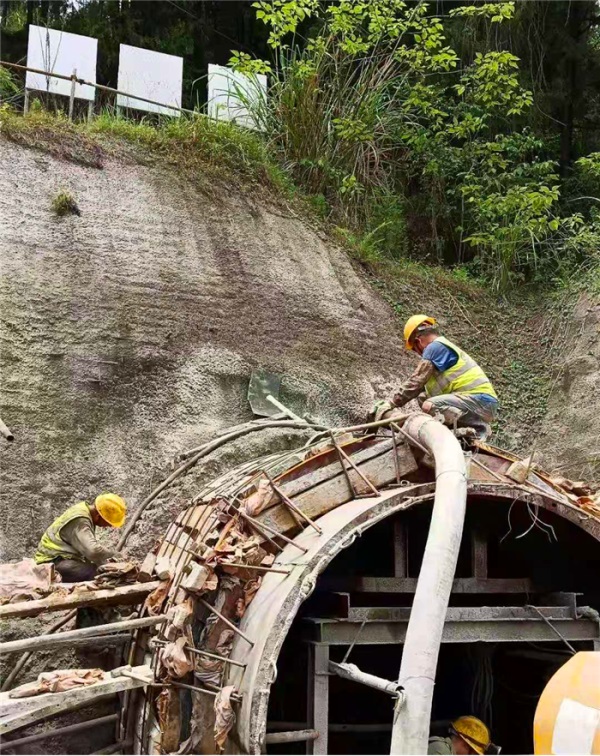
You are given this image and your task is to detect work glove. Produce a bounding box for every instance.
[369,399,396,423]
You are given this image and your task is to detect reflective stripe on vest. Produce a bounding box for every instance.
[34,501,94,564]
[425,337,497,400]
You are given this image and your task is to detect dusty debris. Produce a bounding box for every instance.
[160,636,194,678]
[170,597,194,630]
[181,562,212,593]
[145,581,170,616]
[195,629,235,686]
[243,476,274,517]
[138,551,157,582]
[506,453,542,484]
[8,668,105,698]
[0,559,57,604]
[155,555,173,581]
[213,685,237,752]
[93,561,139,587]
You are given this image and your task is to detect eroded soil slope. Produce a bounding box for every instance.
[538,293,600,479]
[0,139,409,560]
[1,133,597,563]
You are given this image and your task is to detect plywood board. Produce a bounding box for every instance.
[257,444,418,535]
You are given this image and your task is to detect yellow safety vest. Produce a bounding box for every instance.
[425,336,497,400]
[34,501,94,564]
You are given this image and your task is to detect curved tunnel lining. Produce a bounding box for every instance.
[226,481,600,754]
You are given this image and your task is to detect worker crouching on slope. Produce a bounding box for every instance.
[34,493,127,583]
[374,315,498,440]
[429,716,497,755]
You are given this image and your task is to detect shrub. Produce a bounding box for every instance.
[51,191,80,217]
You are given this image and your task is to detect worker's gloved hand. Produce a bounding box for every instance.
[369,399,395,423]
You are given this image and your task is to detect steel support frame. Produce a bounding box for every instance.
[303,617,600,645]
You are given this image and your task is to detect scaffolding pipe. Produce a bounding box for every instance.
[329,661,404,699]
[390,414,467,755]
[0,417,14,442]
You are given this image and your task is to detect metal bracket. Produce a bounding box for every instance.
[328,431,380,498]
[263,471,323,535]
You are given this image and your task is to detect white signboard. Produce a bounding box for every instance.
[25,25,97,101]
[117,45,183,117]
[207,64,267,129]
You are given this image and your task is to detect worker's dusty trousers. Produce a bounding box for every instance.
[55,559,97,582]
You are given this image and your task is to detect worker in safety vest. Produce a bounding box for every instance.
[373,315,498,440]
[429,716,495,755]
[34,494,127,583]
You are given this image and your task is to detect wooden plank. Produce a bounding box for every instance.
[471,530,487,579]
[257,444,418,536]
[0,581,160,620]
[0,666,153,735]
[320,577,535,594]
[307,644,329,756]
[393,520,408,578]
[344,606,573,622]
[274,438,395,501]
[266,730,319,744]
[234,439,395,518]
[0,615,166,655]
[0,713,118,752]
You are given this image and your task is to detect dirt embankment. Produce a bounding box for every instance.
[1,132,597,566]
[538,293,600,480]
[0,138,411,562]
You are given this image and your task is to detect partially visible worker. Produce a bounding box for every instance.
[373,315,498,440]
[428,716,495,755]
[34,493,127,582]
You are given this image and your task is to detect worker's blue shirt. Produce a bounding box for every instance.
[422,340,458,372]
[422,340,498,405]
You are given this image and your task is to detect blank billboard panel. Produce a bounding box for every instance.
[26,25,97,101]
[117,45,183,117]
[207,65,267,129]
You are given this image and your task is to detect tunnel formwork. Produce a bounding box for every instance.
[121,417,600,755]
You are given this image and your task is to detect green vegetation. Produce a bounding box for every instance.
[51,189,80,217]
[2,1,599,291]
[0,64,19,100]
[228,0,600,292]
[1,2,598,447]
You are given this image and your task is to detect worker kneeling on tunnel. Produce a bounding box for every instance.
[34,493,127,583]
[429,716,497,755]
[373,315,498,440]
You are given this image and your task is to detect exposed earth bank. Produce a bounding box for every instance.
[0,134,597,568]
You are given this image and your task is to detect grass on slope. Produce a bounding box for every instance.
[364,257,552,453]
[0,105,289,192]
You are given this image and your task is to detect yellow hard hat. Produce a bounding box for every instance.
[451,716,491,755]
[94,493,127,528]
[403,314,437,350]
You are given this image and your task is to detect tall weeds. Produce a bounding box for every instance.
[247,37,409,227]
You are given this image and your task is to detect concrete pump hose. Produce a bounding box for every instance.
[390,413,467,755]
